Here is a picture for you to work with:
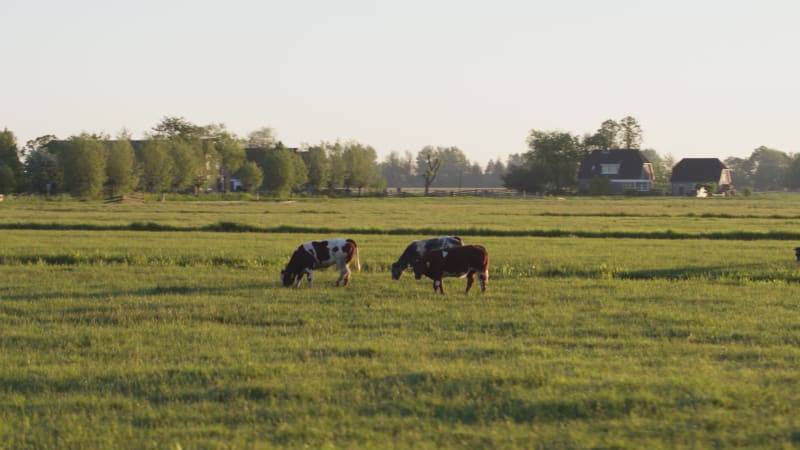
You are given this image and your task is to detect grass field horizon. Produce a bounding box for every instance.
[2,195,800,448]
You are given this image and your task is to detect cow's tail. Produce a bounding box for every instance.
[354,244,361,272]
[348,239,361,272]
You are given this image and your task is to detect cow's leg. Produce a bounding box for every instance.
[336,265,351,287]
[433,278,444,294]
[479,269,488,292]
[304,268,313,287]
[465,271,475,293]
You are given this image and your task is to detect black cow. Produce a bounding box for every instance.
[391,236,462,280]
[412,245,489,294]
[281,238,360,287]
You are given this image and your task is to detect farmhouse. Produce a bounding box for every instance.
[670,158,733,196]
[577,149,655,194]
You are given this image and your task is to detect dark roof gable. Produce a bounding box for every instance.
[670,158,727,182]
[577,149,651,179]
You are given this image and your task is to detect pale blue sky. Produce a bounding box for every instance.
[2,0,799,165]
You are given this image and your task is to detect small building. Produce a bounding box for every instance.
[577,149,655,194]
[670,158,733,196]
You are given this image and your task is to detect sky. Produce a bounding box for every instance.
[2,0,799,166]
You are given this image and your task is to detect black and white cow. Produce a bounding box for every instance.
[391,236,462,280]
[412,245,489,294]
[281,238,361,287]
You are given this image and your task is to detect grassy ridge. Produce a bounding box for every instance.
[4,220,800,241]
[4,195,800,235]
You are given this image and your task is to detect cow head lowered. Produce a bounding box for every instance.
[391,236,463,280]
[281,238,360,287]
[411,244,489,294]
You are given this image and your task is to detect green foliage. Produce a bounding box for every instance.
[588,176,612,195]
[0,128,25,192]
[382,150,413,190]
[417,146,443,195]
[139,139,174,193]
[61,135,107,199]
[0,164,15,194]
[342,141,378,195]
[106,138,137,197]
[750,146,791,191]
[167,138,201,192]
[151,116,205,140]
[302,145,330,192]
[523,130,585,194]
[261,147,296,196]
[236,161,263,192]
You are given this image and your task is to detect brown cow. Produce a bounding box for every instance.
[412,245,489,294]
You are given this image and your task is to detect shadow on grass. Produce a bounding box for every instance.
[356,371,664,424]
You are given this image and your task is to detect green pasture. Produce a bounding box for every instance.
[4,194,800,236]
[2,196,800,449]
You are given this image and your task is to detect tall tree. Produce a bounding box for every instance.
[787,154,800,190]
[502,154,547,193]
[618,116,643,149]
[749,146,791,191]
[302,145,330,192]
[139,139,174,197]
[343,141,378,196]
[291,151,309,192]
[168,139,201,193]
[247,127,278,149]
[484,159,506,187]
[152,116,204,140]
[0,129,25,192]
[585,119,620,150]
[416,146,443,196]
[105,134,137,197]
[429,147,469,188]
[262,147,296,196]
[237,161,263,193]
[214,132,245,192]
[724,156,754,189]
[326,142,347,190]
[381,151,414,191]
[524,130,585,193]
[25,146,61,195]
[61,134,107,199]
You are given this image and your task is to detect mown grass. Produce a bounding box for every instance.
[4,194,800,235]
[2,196,800,448]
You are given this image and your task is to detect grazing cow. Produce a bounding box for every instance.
[795,247,800,261]
[391,236,463,280]
[281,238,360,287]
[412,245,489,294]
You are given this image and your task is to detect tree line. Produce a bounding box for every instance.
[0,117,507,198]
[502,116,800,194]
[2,116,798,198]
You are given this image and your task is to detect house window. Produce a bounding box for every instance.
[601,164,620,175]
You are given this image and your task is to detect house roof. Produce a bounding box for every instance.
[577,149,651,179]
[670,158,728,182]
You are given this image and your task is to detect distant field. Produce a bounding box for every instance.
[2,195,800,448]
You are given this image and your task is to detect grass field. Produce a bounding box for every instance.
[2,195,800,449]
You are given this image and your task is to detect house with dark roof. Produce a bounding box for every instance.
[670,158,732,196]
[577,149,655,194]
